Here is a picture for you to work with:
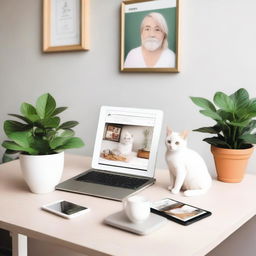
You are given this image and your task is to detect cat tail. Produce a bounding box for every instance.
[184,188,209,197]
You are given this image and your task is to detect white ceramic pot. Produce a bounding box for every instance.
[19,152,64,194]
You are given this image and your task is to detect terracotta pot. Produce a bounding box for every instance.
[211,146,254,183]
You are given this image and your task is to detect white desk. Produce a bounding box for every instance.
[0,154,256,256]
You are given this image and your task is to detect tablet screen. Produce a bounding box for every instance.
[98,112,155,171]
[151,198,208,222]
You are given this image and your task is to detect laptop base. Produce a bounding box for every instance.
[56,169,155,201]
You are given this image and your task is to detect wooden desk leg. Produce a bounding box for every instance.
[11,233,28,256]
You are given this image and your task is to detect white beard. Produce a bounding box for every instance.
[142,38,162,51]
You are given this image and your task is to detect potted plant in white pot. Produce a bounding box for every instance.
[190,88,256,183]
[2,93,84,193]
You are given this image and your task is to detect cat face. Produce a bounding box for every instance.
[121,132,133,145]
[165,128,188,152]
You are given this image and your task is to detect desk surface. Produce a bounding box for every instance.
[0,154,256,256]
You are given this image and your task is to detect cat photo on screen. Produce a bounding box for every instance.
[100,123,154,171]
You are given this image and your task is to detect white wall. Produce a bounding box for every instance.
[1,0,256,176]
[1,0,256,255]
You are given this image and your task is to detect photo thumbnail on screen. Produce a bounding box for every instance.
[99,112,155,171]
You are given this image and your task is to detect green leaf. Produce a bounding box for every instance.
[190,97,216,112]
[2,141,38,154]
[2,153,17,163]
[59,129,75,137]
[52,107,68,116]
[8,131,31,148]
[228,120,251,127]
[50,136,84,150]
[2,141,25,151]
[45,130,56,140]
[236,108,251,119]
[214,92,235,112]
[239,134,256,144]
[4,120,31,136]
[39,117,60,128]
[199,110,222,121]
[246,113,256,120]
[4,149,19,154]
[230,88,250,110]
[242,120,256,134]
[54,137,84,151]
[36,93,56,119]
[58,121,79,129]
[2,155,13,163]
[247,99,256,113]
[49,137,69,149]
[203,137,231,148]
[20,103,39,122]
[34,128,44,136]
[193,126,221,134]
[217,110,233,121]
[29,136,51,154]
[8,114,32,124]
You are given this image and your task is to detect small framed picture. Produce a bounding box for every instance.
[120,0,180,72]
[104,124,123,142]
[43,0,90,52]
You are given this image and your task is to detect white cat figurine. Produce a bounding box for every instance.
[113,132,134,156]
[165,127,212,197]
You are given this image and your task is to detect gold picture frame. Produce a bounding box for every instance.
[43,0,89,52]
[120,0,180,72]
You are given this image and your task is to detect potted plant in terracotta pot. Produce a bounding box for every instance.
[190,88,256,183]
[2,93,84,193]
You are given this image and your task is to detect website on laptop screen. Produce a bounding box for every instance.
[98,112,155,171]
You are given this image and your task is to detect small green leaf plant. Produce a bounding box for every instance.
[190,88,256,149]
[2,93,85,158]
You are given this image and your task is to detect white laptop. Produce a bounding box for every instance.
[56,106,163,201]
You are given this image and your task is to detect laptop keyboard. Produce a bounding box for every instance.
[76,171,149,189]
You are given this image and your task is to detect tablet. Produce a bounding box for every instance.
[151,198,212,226]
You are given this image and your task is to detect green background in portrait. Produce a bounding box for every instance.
[124,7,176,59]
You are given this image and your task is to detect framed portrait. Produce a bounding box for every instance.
[43,0,90,52]
[104,124,123,142]
[120,0,180,73]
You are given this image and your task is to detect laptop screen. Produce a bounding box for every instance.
[98,112,155,172]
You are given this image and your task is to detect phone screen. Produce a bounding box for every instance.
[47,201,88,215]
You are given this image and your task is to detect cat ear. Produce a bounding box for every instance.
[180,130,189,140]
[166,127,173,136]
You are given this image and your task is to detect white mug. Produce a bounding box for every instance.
[123,195,150,224]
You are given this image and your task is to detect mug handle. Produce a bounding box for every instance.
[122,198,127,210]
